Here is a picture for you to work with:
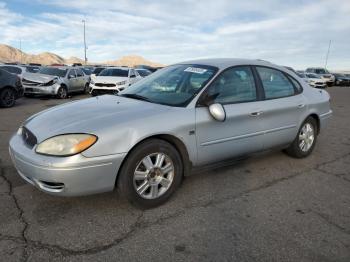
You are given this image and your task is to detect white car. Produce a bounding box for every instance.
[89,67,142,96]
[298,72,327,88]
[305,67,335,86]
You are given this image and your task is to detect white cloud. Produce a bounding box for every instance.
[0,0,350,69]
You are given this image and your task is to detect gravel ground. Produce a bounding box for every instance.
[0,87,349,262]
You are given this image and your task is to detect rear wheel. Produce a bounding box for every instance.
[118,139,183,208]
[285,117,318,158]
[57,86,67,99]
[83,83,89,93]
[0,88,16,108]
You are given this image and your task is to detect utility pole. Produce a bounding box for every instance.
[324,40,331,69]
[82,19,87,65]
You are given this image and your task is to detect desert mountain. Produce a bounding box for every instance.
[0,44,163,67]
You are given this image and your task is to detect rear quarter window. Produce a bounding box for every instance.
[256,67,295,99]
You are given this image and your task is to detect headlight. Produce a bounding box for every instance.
[90,79,95,84]
[116,81,127,86]
[43,78,58,86]
[36,134,97,156]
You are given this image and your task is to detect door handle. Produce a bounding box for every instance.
[250,111,263,116]
[297,104,305,108]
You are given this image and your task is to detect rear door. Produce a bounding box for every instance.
[75,68,85,90]
[254,66,307,149]
[67,69,77,91]
[195,66,265,165]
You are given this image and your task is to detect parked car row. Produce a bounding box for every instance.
[290,66,350,88]
[0,63,159,107]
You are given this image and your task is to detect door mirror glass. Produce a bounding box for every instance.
[130,74,136,78]
[209,103,226,121]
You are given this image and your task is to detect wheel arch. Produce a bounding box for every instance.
[307,113,320,134]
[115,134,192,188]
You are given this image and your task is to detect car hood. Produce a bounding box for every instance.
[22,72,59,83]
[94,76,128,83]
[25,95,171,142]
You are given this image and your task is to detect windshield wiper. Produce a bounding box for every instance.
[118,93,151,102]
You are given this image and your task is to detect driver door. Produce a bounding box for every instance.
[195,66,265,165]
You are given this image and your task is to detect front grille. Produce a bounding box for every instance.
[315,82,323,85]
[95,83,116,87]
[22,126,37,148]
[22,79,41,86]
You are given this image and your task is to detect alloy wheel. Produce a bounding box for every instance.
[133,152,174,199]
[299,123,314,152]
[1,89,15,107]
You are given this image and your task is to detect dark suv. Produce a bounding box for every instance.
[0,68,24,107]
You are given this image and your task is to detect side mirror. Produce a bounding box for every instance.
[208,103,226,122]
[130,75,136,78]
[68,75,75,79]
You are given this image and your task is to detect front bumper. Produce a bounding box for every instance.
[89,83,126,93]
[24,83,60,95]
[9,133,126,196]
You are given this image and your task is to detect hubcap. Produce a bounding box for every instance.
[299,123,314,152]
[133,152,174,199]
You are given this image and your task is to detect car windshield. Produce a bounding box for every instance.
[307,74,318,79]
[315,68,329,74]
[99,68,129,77]
[137,70,151,77]
[119,64,218,107]
[39,67,68,77]
[92,67,105,75]
[25,66,40,73]
[81,68,92,75]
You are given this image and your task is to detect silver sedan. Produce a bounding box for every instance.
[9,59,332,208]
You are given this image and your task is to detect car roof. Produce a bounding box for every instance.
[175,58,283,71]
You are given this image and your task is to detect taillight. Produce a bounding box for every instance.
[15,77,22,87]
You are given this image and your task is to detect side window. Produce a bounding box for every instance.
[207,66,257,104]
[76,69,84,77]
[68,69,76,78]
[256,67,295,99]
[288,76,303,93]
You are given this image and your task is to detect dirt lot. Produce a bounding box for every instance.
[0,88,349,262]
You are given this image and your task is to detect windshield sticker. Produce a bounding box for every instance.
[184,67,207,74]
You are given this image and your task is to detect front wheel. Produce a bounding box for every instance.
[285,117,318,158]
[118,139,183,208]
[57,86,68,99]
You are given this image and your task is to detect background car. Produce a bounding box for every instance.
[22,66,90,99]
[24,65,41,73]
[332,73,350,86]
[0,68,23,107]
[89,67,142,96]
[305,67,335,86]
[0,65,26,78]
[135,68,152,78]
[304,73,327,88]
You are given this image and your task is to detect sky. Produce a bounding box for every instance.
[0,0,350,70]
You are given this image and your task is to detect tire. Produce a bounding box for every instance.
[57,86,68,99]
[83,83,89,94]
[91,90,97,96]
[285,117,318,158]
[0,88,16,108]
[117,139,183,208]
